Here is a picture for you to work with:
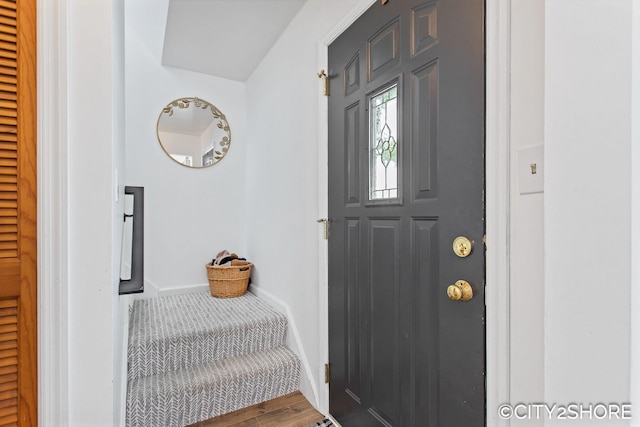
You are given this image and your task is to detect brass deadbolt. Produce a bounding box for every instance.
[452,236,473,258]
[447,280,473,302]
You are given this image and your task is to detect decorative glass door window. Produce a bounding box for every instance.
[369,85,398,200]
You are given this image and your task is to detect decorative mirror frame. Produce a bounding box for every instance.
[156,97,232,168]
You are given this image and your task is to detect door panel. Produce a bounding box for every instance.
[345,217,360,400]
[328,0,485,426]
[369,219,401,425]
[411,218,439,425]
[411,2,438,56]
[410,60,438,201]
[367,19,400,81]
[344,103,361,206]
[345,54,360,96]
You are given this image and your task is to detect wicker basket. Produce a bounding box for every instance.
[205,262,252,298]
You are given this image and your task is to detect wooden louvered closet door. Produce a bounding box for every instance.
[0,0,36,425]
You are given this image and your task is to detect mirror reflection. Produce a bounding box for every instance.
[156,97,231,168]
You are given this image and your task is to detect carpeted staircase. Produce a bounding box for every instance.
[125,291,301,427]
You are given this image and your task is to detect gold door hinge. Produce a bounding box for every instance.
[382,0,389,4]
[325,363,330,384]
[317,218,329,240]
[317,70,330,96]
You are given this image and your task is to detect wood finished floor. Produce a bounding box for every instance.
[188,391,325,427]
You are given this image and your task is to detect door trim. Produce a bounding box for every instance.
[316,0,512,423]
[484,0,512,425]
[38,0,70,425]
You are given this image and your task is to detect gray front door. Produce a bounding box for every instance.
[327,0,485,426]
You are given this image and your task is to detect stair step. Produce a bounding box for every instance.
[126,346,301,427]
[128,291,288,380]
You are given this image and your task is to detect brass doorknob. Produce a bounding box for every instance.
[447,280,473,301]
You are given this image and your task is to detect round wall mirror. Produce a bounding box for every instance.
[156,97,231,168]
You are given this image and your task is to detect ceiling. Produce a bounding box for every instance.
[162,0,308,82]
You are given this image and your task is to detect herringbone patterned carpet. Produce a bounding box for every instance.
[126,291,300,427]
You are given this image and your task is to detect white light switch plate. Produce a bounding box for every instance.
[518,145,544,194]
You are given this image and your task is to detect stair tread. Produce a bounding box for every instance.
[126,346,301,427]
[128,291,288,380]
[129,291,286,343]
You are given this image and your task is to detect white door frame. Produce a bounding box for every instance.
[38,0,70,425]
[316,0,512,424]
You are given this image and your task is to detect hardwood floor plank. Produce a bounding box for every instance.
[223,419,261,427]
[254,400,324,427]
[188,391,324,427]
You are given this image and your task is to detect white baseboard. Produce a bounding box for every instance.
[158,282,209,297]
[248,285,319,409]
[128,278,159,300]
[132,279,209,300]
[119,294,132,427]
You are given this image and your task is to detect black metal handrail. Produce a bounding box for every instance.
[119,186,144,295]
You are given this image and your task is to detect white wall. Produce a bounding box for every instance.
[545,1,632,426]
[510,0,545,423]
[244,0,366,409]
[125,0,248,293]
[67,0,124,424]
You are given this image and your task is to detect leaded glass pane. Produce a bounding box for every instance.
[369,85,398,200]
